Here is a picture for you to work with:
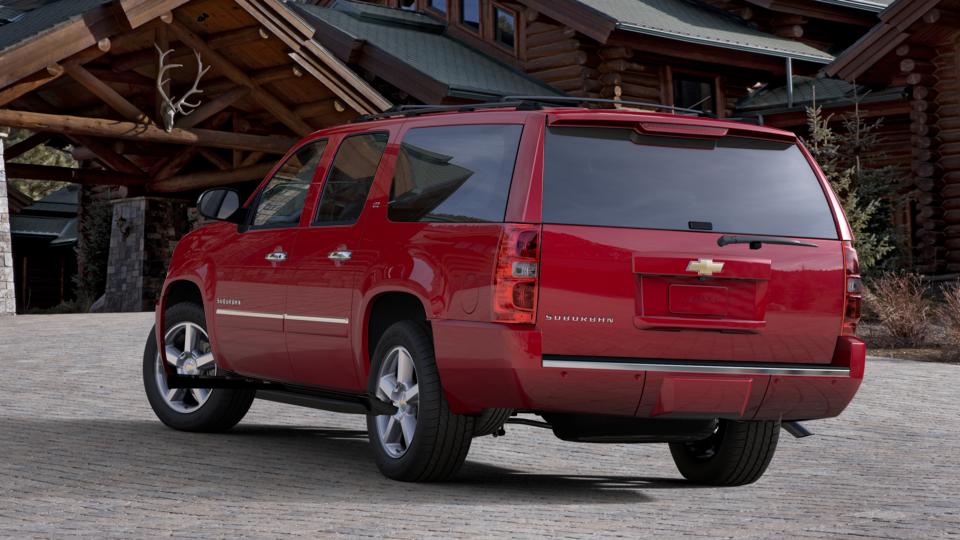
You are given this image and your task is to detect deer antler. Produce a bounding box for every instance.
[154,45,211,131]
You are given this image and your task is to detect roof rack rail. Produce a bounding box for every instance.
[501,95,707,116]
[353,101,541,122]
[352,95,708,123]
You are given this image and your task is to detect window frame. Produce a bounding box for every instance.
[310,131,390,228]
[671,71,720,116]
[245,138,329,232]
[457,0,481,33]
[425,0,447,16]
[491,2,518,53]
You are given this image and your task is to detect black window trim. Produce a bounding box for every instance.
[310,130,390,228]
[244,137,329,232]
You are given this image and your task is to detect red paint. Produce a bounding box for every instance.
[157,106,864,422]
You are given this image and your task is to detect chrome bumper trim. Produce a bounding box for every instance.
[542,358,850,377]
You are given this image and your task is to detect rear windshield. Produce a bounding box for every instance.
[543,127,838,239]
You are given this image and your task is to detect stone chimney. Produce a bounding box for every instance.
[0,127,14,316]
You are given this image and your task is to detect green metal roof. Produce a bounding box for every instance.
[294,1,559,100]
[574,0,835,63]
[813,0,893,12]
[736,76,906,115]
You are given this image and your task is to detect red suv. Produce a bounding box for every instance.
[143,99,865,486]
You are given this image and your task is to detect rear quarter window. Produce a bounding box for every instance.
[543,126,839,239]
[388,124,523,223]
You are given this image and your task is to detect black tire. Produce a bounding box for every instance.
[473,408,513,437]
[366,321,474,482]
[669,419,780,486]
[143,301,255,432]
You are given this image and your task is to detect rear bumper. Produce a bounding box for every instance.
[432,320,864,421]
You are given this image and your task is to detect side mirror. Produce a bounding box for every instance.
[197,188,243,222]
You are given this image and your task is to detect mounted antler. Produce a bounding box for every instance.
[155,44,212,132]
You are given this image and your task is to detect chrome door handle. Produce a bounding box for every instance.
[265,250,288,262]
[328,250,352,261]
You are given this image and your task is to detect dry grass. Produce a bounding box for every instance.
[940,283,960,361]
[863,273,934,348]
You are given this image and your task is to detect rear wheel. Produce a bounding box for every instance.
[143,302,255,432]
[669,419,780,486]
[367,321,474,482]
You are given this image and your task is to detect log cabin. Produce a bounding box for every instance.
[1,0,933,313]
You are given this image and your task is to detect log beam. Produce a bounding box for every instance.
[63,61,155,125]
[0,64,64,107]
[148,162,273,192]
[175,86,250,129]
[0,108,295,154]
[166,19,313,136]
[4,132,51,160]
[5,163,146,186]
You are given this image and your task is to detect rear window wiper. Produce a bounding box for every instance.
[717,235,818,250]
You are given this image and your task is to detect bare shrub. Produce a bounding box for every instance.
[940,284,960,360]
[863,273,933,347]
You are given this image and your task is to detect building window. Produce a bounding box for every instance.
[460,0,480,32]
[428,0,447,13]
[397,0,417,10]
[493,5,516,50]
[673,75,716,114]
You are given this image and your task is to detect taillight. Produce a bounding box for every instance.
[493,225,540,323]
[842,241,861,336]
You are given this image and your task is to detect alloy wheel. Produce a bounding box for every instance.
[374,345,420,458]
[154,321,217,414]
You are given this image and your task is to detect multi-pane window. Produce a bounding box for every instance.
[389,124,523,223]
[314,133,388,226]
[428,0,447,13]
[673,75,717,114]
[398,0,417,10]
[494,5,515,49]
[460,0,480,31]
[251,140,327,229]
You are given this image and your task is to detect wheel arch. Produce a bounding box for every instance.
[361,290,430,370]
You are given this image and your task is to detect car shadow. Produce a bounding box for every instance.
[0,417,705,505]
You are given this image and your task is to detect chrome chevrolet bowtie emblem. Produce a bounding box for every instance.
[686,258,724,276]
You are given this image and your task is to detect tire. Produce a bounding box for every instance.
[669,419,780,486]
[366,321,474,482]
[473,408,513,437]
[143,301,255,432]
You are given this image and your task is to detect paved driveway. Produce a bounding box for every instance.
[0,313,958,538]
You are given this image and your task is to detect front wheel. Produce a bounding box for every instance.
[366,321,474,482]
[143,301,255,432]
[669,419,780,486]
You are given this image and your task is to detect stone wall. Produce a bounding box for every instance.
[0,131,14,316]
[102,197,190,312]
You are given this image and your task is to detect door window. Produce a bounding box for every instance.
[251,140,328,229]
[314,132,389,226]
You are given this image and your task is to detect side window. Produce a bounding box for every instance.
[389,124,523,223]
[314,132,389,226]
[251,140,327,229]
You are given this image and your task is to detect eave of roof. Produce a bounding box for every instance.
[571,0,834,64]
[813,0,892,13]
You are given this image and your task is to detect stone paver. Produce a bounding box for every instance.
[0,313,958,538]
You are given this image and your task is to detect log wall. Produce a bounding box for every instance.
[934,41,960,272]
[523,19,600,97]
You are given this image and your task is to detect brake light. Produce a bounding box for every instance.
[842,241,861,336]
[493,225,540,323]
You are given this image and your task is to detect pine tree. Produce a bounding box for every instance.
[5,128,76,200]
[804,104,897,273]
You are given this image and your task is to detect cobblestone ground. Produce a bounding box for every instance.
[0,313,958,538]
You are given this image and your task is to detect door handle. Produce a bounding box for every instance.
[328,250,352,261]
[265,250,288,262]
